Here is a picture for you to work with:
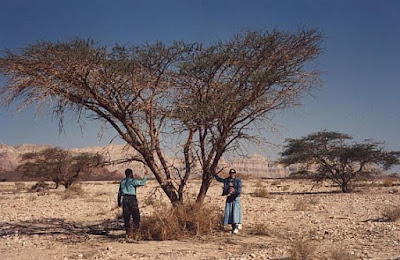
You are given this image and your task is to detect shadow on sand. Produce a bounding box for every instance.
[0,217,124,241]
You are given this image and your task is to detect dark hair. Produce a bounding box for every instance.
[125,168,133,177]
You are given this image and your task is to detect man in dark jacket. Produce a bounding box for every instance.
[214,168,243,234]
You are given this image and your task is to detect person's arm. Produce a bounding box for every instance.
[132,175,147,186]
[132,170,149,186]
[236,179,242,195]
[214,172,225,182]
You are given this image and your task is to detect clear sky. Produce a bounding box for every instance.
[1,0,399,162]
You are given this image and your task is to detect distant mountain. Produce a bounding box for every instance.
[0,143,291,181]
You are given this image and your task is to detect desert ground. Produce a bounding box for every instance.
[1,178,400,260]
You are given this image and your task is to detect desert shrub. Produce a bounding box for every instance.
[329,247,355,260]
[382,178,394,187]
[28,194,37,201]
[308,197,319,206]
[60,183,85,200]
[293,198,309,211]
[248,223,272,236]
[288,238,315,260]
[140,202,222,240]
[252,186,271,198]
[13,182,26,193]
[28,181,50,192]
[271,180,281,186]
[382,206,400,222]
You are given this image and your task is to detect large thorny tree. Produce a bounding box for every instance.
[280,131,400,192]
[0,29,322,205]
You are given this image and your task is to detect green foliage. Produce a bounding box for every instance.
[280,130,400,192]
[16,147,103,189]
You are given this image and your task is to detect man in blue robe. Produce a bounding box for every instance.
[214,168,243,234]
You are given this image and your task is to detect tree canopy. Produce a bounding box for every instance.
[280,130,400,192]
[1,28,323,205]
[17,147,104,188]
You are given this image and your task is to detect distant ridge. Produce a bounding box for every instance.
[0,143,291,181]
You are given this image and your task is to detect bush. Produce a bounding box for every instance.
[28,181,50,192]
[382,178,394,187]
[293,199,308,211]
[252,186,271,198]
[248,223,272,236]
[13,182,26,193]
[140,202,222,240]
[60,183,85,200]
[288,238,315,260]
[382,206,400,222]
[329,247,355,260]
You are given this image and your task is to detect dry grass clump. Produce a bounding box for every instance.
[252,186,271,198]
[329,247,355,260]
[293,197,319,211]
[28,181,50,193]
[293,199,308,211]
[140,202,222,240]
[60,183,85,200]
[382,206,400,222]
[271,180,281,186]
[13,182,26,193]
[382,178,394,187]
[248,223,272,236]
[288,238,315,260]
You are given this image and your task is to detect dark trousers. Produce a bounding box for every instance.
[122,195,140,232]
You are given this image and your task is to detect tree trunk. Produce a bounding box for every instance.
[341,183,349,193]
[162,183,182,206]
[196,170,212,205]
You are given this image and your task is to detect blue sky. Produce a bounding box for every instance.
[1,0,399,163]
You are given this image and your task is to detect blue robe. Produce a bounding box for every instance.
[214,174,243,225]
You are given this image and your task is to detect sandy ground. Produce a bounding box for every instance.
[1,178,400,260]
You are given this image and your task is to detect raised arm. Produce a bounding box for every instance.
[132,176,147,186]
[214,172,225,183]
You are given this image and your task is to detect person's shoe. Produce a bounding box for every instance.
[232,228,239,234]
[238,224,242,230]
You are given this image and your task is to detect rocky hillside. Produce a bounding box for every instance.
[0,143,290,181]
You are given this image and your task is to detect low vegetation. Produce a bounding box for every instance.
[140,202,222,240]
[288,238,315,260]
[382,206,400,222]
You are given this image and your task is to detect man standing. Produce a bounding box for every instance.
[118,168,147,239]
[214,168,243,234]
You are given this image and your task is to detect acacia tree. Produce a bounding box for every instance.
[279,131,400,192]
[0,40,193,205]
[175,29,322,203]
[1,28,323,205]
[17,147,104,188]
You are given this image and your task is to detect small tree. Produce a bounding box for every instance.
[16,147,103,188]
[280,131,400,192]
